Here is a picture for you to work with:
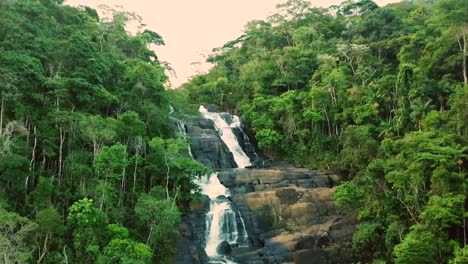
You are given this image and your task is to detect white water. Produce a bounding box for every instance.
[197,106,252,263]
[198,173,246,260]
[169,105,194,159]
[197,174,237,258]
[199,106,251,168]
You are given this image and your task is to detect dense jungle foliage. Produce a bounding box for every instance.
[0,0,210,263]
[184,0,468,263]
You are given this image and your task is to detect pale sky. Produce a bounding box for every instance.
[65,0,399,88]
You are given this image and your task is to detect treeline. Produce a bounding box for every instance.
[183,0,467,263]
[0,0,208,263]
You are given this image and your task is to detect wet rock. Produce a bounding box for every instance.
[216,241,232,255]
[173,236,208,264]
[179,222,192,238]
[189,195,210,212]
[185,117,236,169]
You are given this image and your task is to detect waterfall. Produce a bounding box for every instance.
[197,106,251,263]
[169,106,194,160]
[199,173,240,256]
[199,105,251,168]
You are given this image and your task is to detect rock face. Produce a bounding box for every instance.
[173,195,210,264]
[172,111,355,264]
[217,166,356,264]
[185,116,236,169]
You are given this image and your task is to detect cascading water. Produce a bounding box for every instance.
[197,106,252,263]
[169,105,194,160]
[198,173,242,256]
[199,106,251,168]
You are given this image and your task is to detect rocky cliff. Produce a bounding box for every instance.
[185,116,236,168]
[218,167,355,264]
[172,115,355,264]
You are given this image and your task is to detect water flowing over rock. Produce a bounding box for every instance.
[185,116,237,169]
[199,105,252,168]
[198,173,249,259]
[173,106,355,264]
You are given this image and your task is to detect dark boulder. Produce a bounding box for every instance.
[216,241,232,255]
[185,117,236,169]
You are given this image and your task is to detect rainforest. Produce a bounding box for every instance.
[0,0,467,263]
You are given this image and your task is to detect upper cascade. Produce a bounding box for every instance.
[199,105,251,168]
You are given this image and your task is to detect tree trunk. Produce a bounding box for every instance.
[133,154,139,194]
[323,108,332,136]
[463,32,467,88]
[58,127,65,185]
[146,224,154,245]
[27,126,37,190]
[62,245,68,264]
[0,96,3,137]
[37,234,49,264]
[119,168,126,207]
[164,152,170,199]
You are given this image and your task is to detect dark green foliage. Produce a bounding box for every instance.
[0,0,208,262]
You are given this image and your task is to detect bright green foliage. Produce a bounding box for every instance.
[0,207,38,263]
[183,0,468,262]
[255,129,283,150]
[135,194,180,262]
[98,238,152,264]
[333,181,363,211]
[421,194,464,231]
[449,245,468,264]
[94,144,128,180]
[68,198,108,262]
[81,115,118,154]
[106,224,129,240]
[68,198,104,228]
[117,111,146,140]
[1,0,466,262]
[393,224,436,264]
[147,137,210,203]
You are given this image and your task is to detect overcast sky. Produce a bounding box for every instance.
[65,0,399,88]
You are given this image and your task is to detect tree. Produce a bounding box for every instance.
[98,224,152,264]
[80,115,117,157]
[135,193,180,262]
[393,224,436,264]
[93,144,128,211]
[98,238,152,264]
[35,207,65,263]
[67,198,107,263]
[449,245,468,264]
[147,137,209,202]
[436,0,468,87]
[0,207,37,263]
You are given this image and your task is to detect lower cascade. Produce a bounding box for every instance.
[198,173,248,260]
